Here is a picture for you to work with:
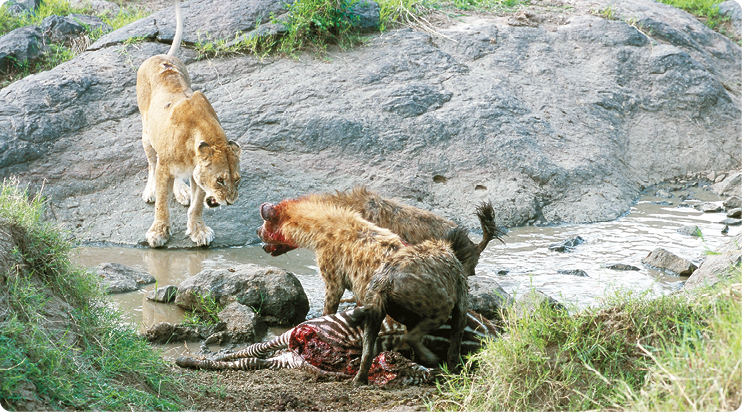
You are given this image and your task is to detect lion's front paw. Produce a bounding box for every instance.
[173,178,191,206]
[146,222,171,248]
[187,221,214,246]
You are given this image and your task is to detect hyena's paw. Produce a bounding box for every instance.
[187,221,214,246]
[142,182,156,203]
[173,178,191,206]
[146,221,171,248]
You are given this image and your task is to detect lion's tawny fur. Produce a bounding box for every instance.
[136,0,241,248]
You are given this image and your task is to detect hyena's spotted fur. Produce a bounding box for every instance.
[262,187,506,277]
[256,194,470,385]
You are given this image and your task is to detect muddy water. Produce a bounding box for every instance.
[70,185,740,355]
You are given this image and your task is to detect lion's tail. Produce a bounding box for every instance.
[167,0,183,56]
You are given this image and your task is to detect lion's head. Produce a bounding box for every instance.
[193,140,241,208]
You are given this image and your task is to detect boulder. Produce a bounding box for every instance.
[548,236,586,252]
[695,202,723,213]
[142,321,226,344]
[511,289,565,320]
[0,26,48,72]
[723,196,742,210]
[713,171,742,198]
[683,233,742,291]
[557,269,589,277]
[146,284,178,303]
[718,1,742,39]
[605,263,640,271]
[677,225,702,237]
[175,264,309,326]
[641,248,697,276]
[211,302,268,344]
[727,208,742,218]
[467,276,513,322]
[95,262,155,294]
[0,0,740,248]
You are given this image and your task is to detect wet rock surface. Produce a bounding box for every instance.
[96,262,155,293]
[0,0,739,249]
[641,248,698,276]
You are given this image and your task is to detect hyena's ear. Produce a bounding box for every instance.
[228,140,241,157]
[260,202,279,223]
[197,141,213,164]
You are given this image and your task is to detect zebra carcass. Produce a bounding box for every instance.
[175,307,498,386]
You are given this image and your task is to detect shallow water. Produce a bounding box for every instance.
[70,184,740,356]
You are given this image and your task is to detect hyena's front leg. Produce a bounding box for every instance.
[186,177,214,246]
[321,270,345,315]
[353,307,383,386]
[141,133,158,204]
[146,169,173,248]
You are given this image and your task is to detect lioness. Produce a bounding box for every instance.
[137,0,241,247]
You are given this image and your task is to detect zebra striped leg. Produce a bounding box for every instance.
[176,351,304,371]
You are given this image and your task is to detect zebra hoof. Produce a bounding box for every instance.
[175,356,200,369]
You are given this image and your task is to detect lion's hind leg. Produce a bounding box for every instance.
[173,177,191,206]
[141,133,157,204]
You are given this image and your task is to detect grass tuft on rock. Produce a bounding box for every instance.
[0,179,184,411]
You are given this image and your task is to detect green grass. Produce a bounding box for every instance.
[434,267,742,411]
[655,0,731,31]
[0,179,185,411]
[0,0,146,88]
[182,292,222,326]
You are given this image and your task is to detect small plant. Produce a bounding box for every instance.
[182,293,222,326]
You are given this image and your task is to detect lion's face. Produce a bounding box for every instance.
[193,140,242,207]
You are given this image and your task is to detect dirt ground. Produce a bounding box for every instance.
[173,365,439,411]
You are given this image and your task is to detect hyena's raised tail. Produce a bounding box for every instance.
[475,201,506,254]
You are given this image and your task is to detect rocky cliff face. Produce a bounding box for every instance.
[0,0,740,248]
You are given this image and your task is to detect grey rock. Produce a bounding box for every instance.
[96,262,155,294]
[0,26,48,72]
[641,248,697,276]
[215,302,268,344]
[677,225,702,236]
[467,276,513,322]
[718,1,742,38]
[345,0,380,32]
[511,289,565,320]
[683,233,742,291]
[656,189,673,198]
[723,196,742,210]
[5,0,41,15]
[557,269,589,277]
[0,0,740,248]
[142,321,226,344]
[176,264,309,326]
[67,0,121,17]
[146,284,178,303]
[727,208,742,218]
[549,236,586,252]
[41,14,111,45]
[720,218,742,226]
[696,202,723,213]
[605,263,640,271]
[713,172,742,198]
[88,0,291,50]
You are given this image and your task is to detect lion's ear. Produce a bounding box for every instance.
[197,141,213,163]
[228,140,241,157]
[260,202,279,223]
